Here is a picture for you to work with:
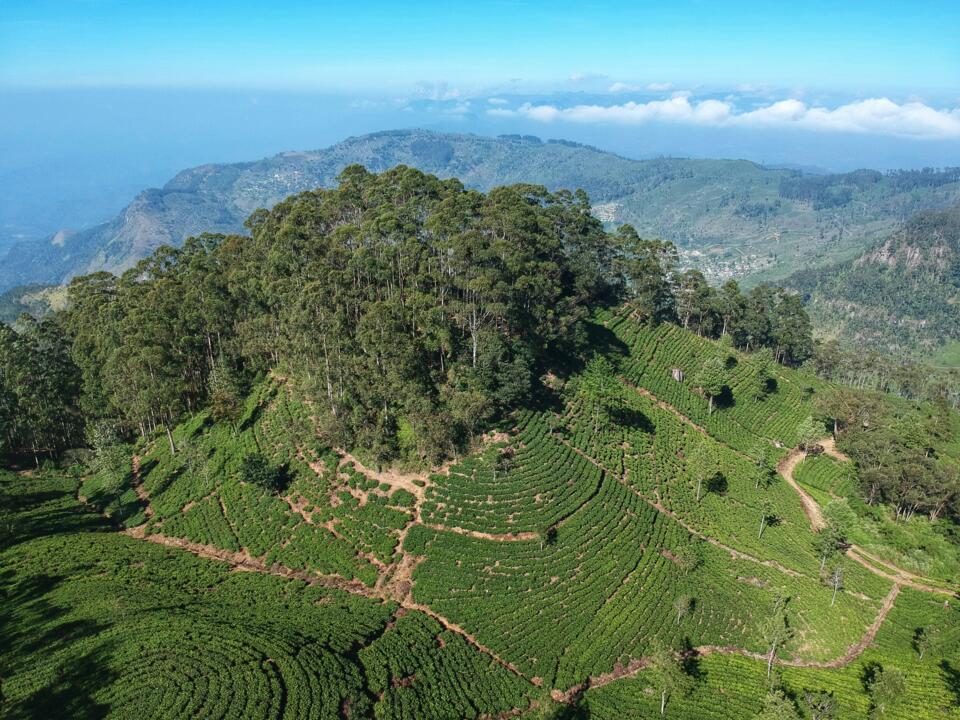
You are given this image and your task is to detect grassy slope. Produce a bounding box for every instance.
[4,315,959,717]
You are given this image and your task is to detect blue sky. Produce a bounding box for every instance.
[2,0,958,96]
[1,1,959,246]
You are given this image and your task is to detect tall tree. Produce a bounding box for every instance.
[761,595,793,680]
[755,684,801,720]
[646,640,694,716]
[802,690,838,720]
[616,226,677,324]
[867,667,906,719]
[694,357,727,414]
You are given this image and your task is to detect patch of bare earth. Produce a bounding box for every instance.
[130,455,154,518]
[778,447,826,531]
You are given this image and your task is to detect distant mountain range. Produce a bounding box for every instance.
[2,129,960,292]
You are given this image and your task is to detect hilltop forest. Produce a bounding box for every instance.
[2,167,959,719]
[1,165,812,467]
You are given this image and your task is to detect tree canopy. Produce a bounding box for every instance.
[1,165,815,466]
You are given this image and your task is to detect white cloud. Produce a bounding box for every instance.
[608,82,640,93]
[487,97,508,105]
[569,71,606,83]
[647,82,673,91]
[734,83,772,94]
[486,96,960,139]
[445,101,472,116]
[414,81,461,101]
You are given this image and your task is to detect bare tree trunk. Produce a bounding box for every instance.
[166,426,176,456]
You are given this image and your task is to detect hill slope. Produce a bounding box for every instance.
[4,130,960,291]
[787,207,960,358]
[6,315,955,718]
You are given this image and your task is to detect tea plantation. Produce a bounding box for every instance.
[3,317,958,718]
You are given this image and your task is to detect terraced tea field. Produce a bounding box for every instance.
[3,317,958,718]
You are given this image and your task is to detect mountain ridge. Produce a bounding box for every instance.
[3,129,960,292]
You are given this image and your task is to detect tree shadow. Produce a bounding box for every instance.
[4,646,115,720]
[860,660,883,692]
[138,456,159,478]
[552,698,591,720]
[238,400,266,433]
[554,320,630,378]
[0,571,117,720]
[275,462,293,494]
[714,385,735,410]
[941,660,960,707]
[680,636,706,681]
[528,384,566,416]
[611,406,655,434]
[706,473,728,496]
[0,484,109,552]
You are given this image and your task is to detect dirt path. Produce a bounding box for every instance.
[419,523,540,542]
[777,448,826,531]
[777,442,955,595]
[125,527,528,680]
[333,429,507,502]
[846,546,954,595]
[337,452,431,500]
[819,437,850,463]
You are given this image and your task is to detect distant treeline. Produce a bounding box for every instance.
[807,340,960,410]
[779,167,960,210]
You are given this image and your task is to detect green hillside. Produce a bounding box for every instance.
[3,131,959,292]
[788,207,960,361]
[2,169,959,718]
[4,315,959,718]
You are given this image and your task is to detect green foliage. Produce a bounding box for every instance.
[802,689,838,720]
[790,208,960,359]
[695,356,727,414]
[0,316,82,462]
[755,684,801,720]
[646,639,694,715]
[867,666,907,718]
[796,416,824,453]
[240,453,282,492]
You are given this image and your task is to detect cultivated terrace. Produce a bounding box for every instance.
[2,168,958,719]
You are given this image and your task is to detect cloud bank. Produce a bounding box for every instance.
[488,96,960,139]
